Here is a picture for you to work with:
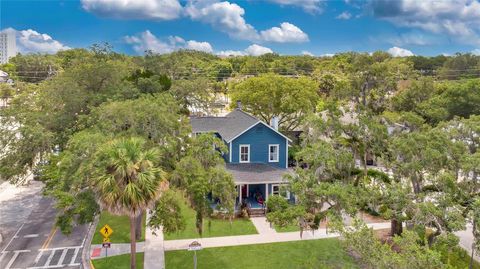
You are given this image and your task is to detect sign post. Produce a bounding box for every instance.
[188,241,202,269]
[99,224,114,259]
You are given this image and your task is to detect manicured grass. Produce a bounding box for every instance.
[165,238,359,269]
[92,253,144,269]
[164,193,258,240]
[437,246,480,269]
[92,211,146,244]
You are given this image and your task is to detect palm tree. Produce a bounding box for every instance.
[93,137,167,269]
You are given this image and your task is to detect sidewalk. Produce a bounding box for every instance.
[455,225,480,262]
[163,218,391,251]
[90,242,145,259]
[144,212,165,269]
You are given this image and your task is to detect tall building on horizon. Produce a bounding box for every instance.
[0,31,16,64]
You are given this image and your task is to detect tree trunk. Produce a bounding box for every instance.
[391,218,403,236]
[196,211,203,236]
[130,216,137,269]
[135,211,143,241]
[363,151,368,178]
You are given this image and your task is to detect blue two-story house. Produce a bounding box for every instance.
[190,104,292,212]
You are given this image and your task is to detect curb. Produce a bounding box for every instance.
[82,214,100,269]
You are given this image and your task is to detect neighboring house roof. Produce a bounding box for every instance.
[226,163,291,184]
[190,109,291,142]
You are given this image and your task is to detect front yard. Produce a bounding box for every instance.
[92,211,146,244]
[92,253,144,269]
[165,238,359,269]
[164,192,258,240]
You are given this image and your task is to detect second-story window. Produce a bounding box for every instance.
[239,144,250,163]
[269,144,279,162]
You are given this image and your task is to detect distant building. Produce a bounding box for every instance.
[0,30,16,64]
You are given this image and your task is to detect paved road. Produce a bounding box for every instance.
[0,181,90,269]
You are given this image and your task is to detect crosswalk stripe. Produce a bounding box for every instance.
[69,247,81,265]
[44,249,56,267]
[0,251,9,264]
[6,250,30,269]
[56,248,68,266]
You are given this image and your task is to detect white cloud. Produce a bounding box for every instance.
[387,32,439,46]
[370,0,480,44]
[1,28,70,54]
[82,0,309,44]
[260,22,309,43]
[266,0,324,13]
[336,11,352,20]
[217,44,274,57]
[302,50,314,56]
[124,30,213,54]
[217,50,246,57]
[472,49,480,55]
[185,1,259,41]
[185,40,213,53]
[320,53,335,57]
[81,0,182,20]
[387,46,414,57]
[244,44,273,56]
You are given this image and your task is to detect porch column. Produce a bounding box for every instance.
[265,183,269,202]
[239,184,242,204]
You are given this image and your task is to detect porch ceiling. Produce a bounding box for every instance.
[225,163,291,184]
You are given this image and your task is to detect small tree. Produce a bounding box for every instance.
[93,137,167,269]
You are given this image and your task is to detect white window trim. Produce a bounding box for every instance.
[239,144,250,163]
[268,144,279,163]
[272,184,290,200]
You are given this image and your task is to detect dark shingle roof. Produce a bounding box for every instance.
[226,163,291,184]
[190,109,259,142]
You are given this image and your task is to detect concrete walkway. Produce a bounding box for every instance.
[163,218,391,251]
[144,212,165,269]
[90,242,145,259]
[455,225,480,262]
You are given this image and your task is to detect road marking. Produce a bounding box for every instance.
[69,247,81,265]
[41,227,57,250]
[1,223,25,253]
[55,248,68,266]
[44,249,56,267]
[42,246,82,251]
[5,250,30,269]
[34,249,45,264]
[24,234,40,238]
[0,251,9,264]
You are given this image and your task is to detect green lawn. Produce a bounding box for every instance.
[164,193,258,240]
[437,246,480,269]
[92,253,143,269]
[165,238,359,269]
[92,211,146,244]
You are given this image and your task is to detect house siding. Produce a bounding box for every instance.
[230,123,287,168]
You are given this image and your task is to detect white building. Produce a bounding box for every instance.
[0,31,16,64]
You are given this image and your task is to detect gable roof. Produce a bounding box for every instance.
[190,109,291,142]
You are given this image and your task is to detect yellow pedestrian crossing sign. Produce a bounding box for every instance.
[99,224,113,238]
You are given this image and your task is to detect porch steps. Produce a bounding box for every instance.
[248,208,266,217]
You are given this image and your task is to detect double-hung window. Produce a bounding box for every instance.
[272,184,290,199]
[269,144,279,162]
[239,145,250,163]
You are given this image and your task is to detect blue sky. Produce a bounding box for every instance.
[2,0,480,57]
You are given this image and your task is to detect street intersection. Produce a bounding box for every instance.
[0,181,89,269]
